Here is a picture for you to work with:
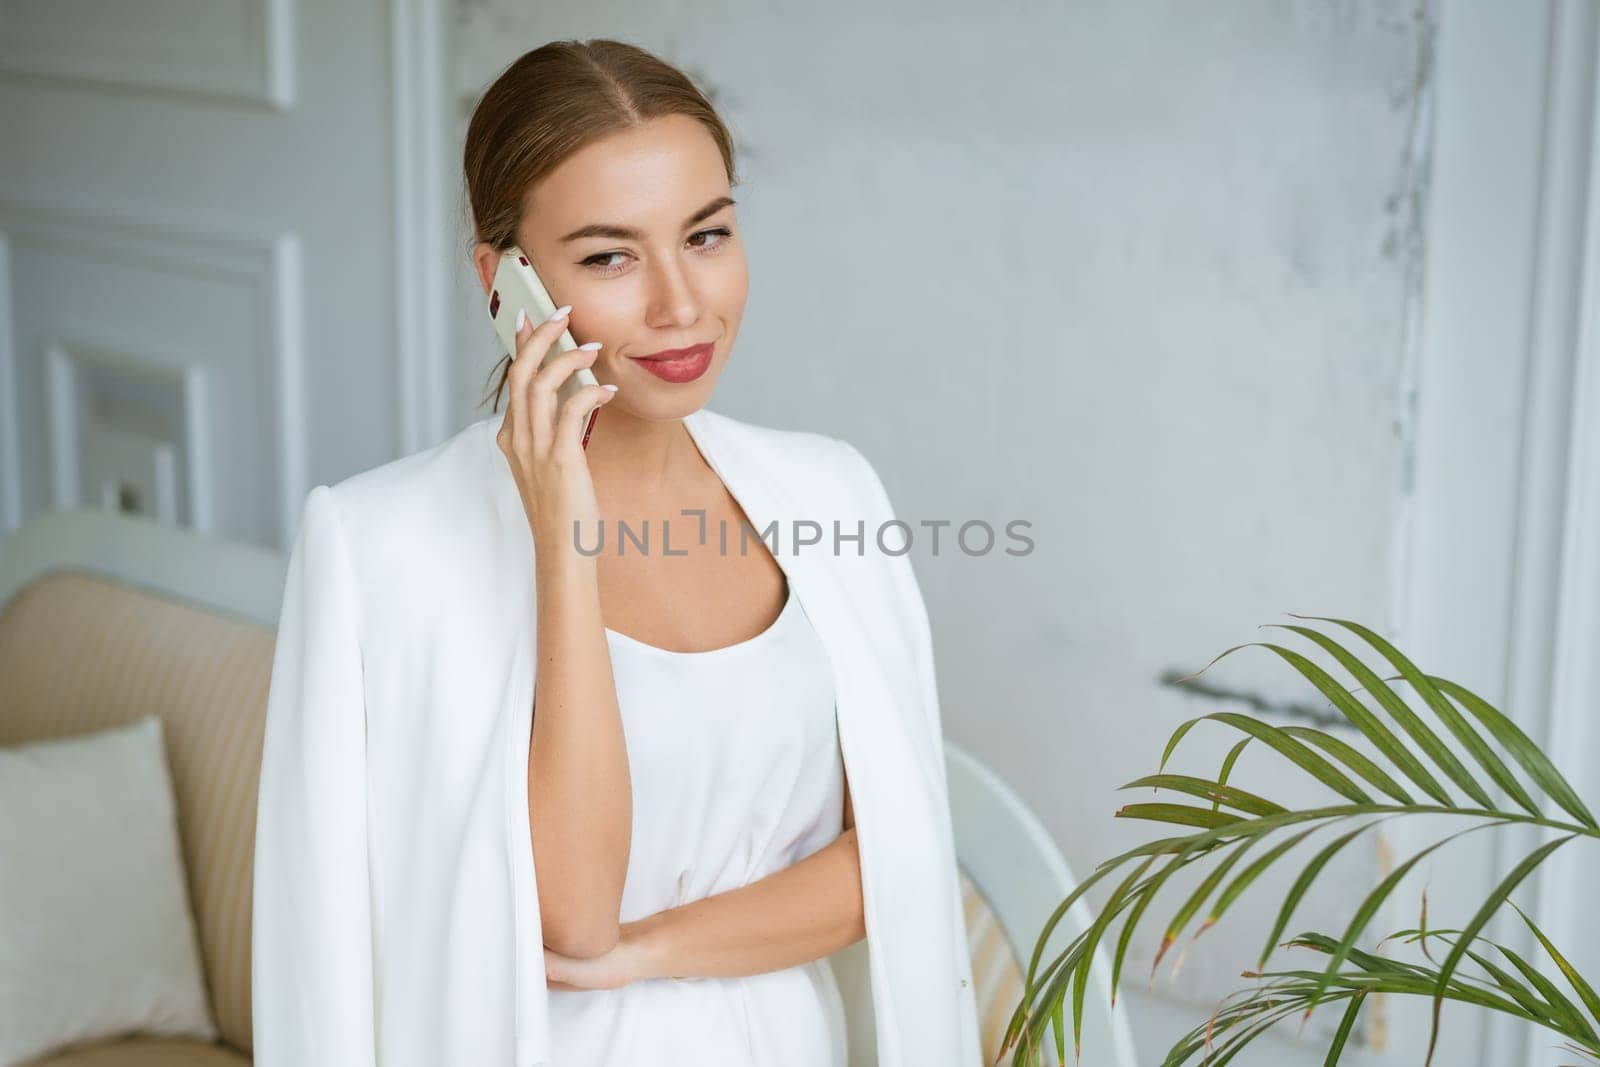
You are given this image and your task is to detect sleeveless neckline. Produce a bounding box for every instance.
[603,584,798,659]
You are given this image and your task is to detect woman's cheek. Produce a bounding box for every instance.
[710,255,749,308]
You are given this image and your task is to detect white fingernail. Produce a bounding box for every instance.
[549,304,572,321]
[602,384,619,392]
[576,341,602,350]
[514,308,527,331]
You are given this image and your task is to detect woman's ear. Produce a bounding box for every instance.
[471,242,499,296]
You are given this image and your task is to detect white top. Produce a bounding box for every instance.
[545,583,849,1065]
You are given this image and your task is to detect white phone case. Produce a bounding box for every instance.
[488,247,602,449]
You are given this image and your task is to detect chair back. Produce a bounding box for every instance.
[829,742,1140,1066]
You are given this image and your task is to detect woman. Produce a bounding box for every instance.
[252,38,980,1066]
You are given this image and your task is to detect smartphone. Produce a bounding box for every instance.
[487,247,602,450]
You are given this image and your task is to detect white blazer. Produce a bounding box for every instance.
[251,405,982,1066]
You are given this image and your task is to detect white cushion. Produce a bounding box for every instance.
[0,716,218,1066]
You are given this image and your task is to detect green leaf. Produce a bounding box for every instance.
[1050,992,1065,1066]
[1046,833,1223,1056]
[1159,716,1204,774]
[1069,941,1090,1064]
[1215,737,1253,811]
[1208,824,1326,928]
[1118,773,1287,817]
[1202,711,1373,803]
[1109,856,1161,1006]
[1279,725,1415,804]
[1428,676,1599,830]
[1293,931,1436,978]
[1095,832,1194,869]
[1260,820,1385,966]
[1174,925,1600,1066]
[1162,837,1256,955]
[1271,621,1517,810]
[1462,945,1563,1024]
[1253,631,1458,806]
[1509,901,1600,1032]
[1323,990,1368,1065]
[1025,844,1217,1057]
[1115,803,1248,830]
[1305,821,1512,1024]
[1491,941,1596,1040]
[1080,838,1222,1034]
[1427,835,1578,1063]
[1068,850,1161,1057]
[1021,846,1137,996]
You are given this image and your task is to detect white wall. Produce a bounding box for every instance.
[453,2,1438,1064]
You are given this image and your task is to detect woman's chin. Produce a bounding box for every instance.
[595,382,718,424]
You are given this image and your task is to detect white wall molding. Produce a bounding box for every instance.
[0,193,304,547]
[0,236,18,532]
[1477,3,1600,1063]
[389,0,454,453]
[41,339,214,531]
[0,0,295,110]
[1516,2,1600,1064]
[1414,2,1600,1064]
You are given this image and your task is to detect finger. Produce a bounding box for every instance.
[530,340,602,410]
[530,342,604,451]
[496,421,512,459]
[497,369,523,458]
[508,305,573,454]
[553,382,619,451]
[507,303,573,407]
[502,312,537,456]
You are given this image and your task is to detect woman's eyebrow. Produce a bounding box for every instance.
[559,196,736,243]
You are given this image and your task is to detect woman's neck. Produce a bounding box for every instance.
[581,405,707,503]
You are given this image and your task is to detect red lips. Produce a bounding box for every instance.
[633,342,713,383]
[638,342,713,361]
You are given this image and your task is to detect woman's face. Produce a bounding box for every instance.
[473,113,749,420]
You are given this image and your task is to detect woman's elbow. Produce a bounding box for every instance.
[545,918,621,959]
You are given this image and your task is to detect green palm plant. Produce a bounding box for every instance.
[1000,613,1600,1066]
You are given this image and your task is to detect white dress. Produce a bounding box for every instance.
[544,581,851,1065]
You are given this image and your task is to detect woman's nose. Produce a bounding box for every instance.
[644,260,701,329]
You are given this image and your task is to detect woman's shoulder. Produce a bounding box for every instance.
[332,410,495,496]
[303,414,503,587]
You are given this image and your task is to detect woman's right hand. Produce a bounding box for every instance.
[496,304,619,554]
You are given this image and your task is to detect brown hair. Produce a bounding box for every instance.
[462,39,741,414]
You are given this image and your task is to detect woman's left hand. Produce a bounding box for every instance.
[543,925,648,991]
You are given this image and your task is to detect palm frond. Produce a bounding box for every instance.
[1007,617,1600,1066]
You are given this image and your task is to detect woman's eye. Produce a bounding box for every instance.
[581,251,628,274]
[580,227,733,276]
[688,226,732,251]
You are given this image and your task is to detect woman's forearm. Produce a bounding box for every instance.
[529,550,632,959]
[624,828,866,981]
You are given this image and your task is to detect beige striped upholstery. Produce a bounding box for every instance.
[18,1039,248,1067]
[0,570,269,1060]
[960,867,1027,1066]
